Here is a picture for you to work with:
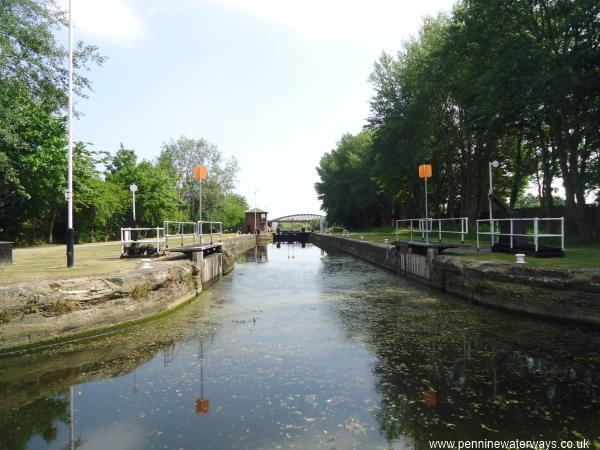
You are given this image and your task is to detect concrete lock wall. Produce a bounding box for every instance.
[309,233,435,281]
[310,233,600,326]
[0,234,257,352]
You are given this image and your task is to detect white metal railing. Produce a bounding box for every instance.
[197,221,223,244]
[394,219,421,242]
[120,227,163,255]
[164,221,198,248]
[395,217,469,243]
[476,217,564,252]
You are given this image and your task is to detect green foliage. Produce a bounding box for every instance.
[221,193,249,230]
[316,131,386,228]
[0,0,103,244]
[317,0,600,240]
[158,136,240,222]
[0,4,246,245]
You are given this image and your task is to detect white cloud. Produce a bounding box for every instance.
[59,0,145,45]
[219,0,456,36]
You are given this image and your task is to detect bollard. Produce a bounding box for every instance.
[515,254,526,264]
[141,258,152,269]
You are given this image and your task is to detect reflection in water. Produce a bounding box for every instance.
[196,340,210,415]
[0,392,70,450]
[236,244,268,263]
[0,244,599,449]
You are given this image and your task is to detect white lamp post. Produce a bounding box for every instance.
[254,190,257,234]
[130,183,138,223]
[488,160,499,244]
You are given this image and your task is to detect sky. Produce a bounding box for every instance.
[64,0,456,220]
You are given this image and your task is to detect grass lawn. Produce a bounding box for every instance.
[331,227,599,270]
[0,242,136,284]
[0,233,243,285]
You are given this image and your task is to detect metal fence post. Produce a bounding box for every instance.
[533,218,539,252]
[156,227,161,253]
[510,219,514,250]
[561,217,565,251]
[476,221,480,251]
[438,220,442,242]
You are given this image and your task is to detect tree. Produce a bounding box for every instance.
[221,193,248,231]
[317,0,600,240]
[0,0,104,244]
[315,131,386,228]
[158,136,240,222]
[106,145,182,229]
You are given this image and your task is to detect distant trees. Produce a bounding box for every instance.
[316,0,600,239]
[158,137,240,223]
[315,131,386,228]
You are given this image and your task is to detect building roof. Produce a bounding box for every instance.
[245,207,268,214]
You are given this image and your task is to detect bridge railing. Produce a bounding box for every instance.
[197,221,223,244]
[164,221,198,248]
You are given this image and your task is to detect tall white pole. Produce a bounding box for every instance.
[66,0,75,267]
[132,191,136,222]
[254,191,257,234]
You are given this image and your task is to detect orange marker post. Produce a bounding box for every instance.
[418,164,432,242]
[193,165,208,222]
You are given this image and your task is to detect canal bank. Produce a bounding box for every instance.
[310,233,600,326]
[0,234,257,352]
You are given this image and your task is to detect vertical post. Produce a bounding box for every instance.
[424,177,429,244]
[488,160,499,249]
[199,180,202,223]
[66,0,74,268]
[254,191,257,234]
[561,217,565,251]
[132,191,136,222]
[156,227,160,253]
[476,221,480,251]
[510,219,514,249]
[438,219,442,242]
[164,221,169,249]
[533,218,539,252]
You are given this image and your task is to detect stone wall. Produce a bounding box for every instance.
[310,233,600,326]
[0,234,257,352]
[433,256,600,326]
[309,233,434,281]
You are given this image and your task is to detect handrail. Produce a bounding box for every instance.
[164,221,198,248]
[120,227,163,255]
[197,221,223,244]
[476,217,564,252]
[395,217,469,243]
